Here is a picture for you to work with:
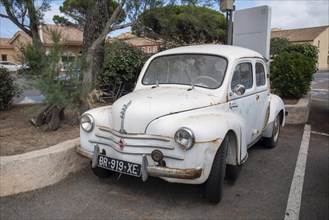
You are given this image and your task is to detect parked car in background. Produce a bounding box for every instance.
[76,44,286,204]
[0,61,21,72]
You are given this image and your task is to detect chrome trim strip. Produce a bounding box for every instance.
[98,127,171,142]
[89,139,184,160]
[120,100,132,134]
[95,133,175,150]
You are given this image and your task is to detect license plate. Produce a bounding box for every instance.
[97,155,141,177]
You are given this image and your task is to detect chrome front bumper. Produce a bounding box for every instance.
[75,144,202,182]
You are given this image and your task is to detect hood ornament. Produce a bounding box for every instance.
[120,100,132,134]
[119,139,126,150]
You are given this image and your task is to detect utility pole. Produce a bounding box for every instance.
[220,0,235,45]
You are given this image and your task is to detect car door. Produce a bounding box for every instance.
[228,60,258,157]
[254,60,270,133]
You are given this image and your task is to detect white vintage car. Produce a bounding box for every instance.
[77,44,285,203]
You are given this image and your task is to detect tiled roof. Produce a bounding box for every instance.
[113,32,161,47]
[0,38,13,48]
[42,24,83,45]
[8,24,83,46]
[271,26,329,42]
[124,37,159,47]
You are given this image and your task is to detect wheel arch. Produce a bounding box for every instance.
[226,130,240,166]
[263,94,285,138]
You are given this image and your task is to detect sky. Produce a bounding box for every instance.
[0,0,328,39]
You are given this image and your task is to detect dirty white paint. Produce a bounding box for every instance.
[285,124,311,220]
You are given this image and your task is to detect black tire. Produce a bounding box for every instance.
[205,135,229,204]
[90,162,114,178]
[225,164,242,183]
[263,114,281,148]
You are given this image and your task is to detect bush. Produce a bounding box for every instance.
[0,68,22,110]
[284,43,318,69]
[101,41,147,101]
[21,30,81,109]
[270,38,292,58]
[270,51,315,98]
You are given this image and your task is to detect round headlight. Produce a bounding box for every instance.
[174,127,195,150]
[80,114,94,132]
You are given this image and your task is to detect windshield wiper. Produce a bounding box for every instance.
[151,80,159,89]
[184,69,194,91]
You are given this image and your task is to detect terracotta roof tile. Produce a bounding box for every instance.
[271,26,329,42]
[42,24,83,45]
[0,38,14,49]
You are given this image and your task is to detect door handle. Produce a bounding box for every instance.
[229,102,238,109]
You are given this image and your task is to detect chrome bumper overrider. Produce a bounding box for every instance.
[75,144,202,182]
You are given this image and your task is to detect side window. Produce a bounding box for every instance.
[231,62,253,90]
[256,62,266,86]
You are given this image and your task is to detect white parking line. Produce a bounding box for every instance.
[311,131,329,137]
[285,124,311,220]
[312,89,329,91]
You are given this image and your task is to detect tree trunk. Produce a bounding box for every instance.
[26,0,43,49]
[81,0,109,89]
[79,0,128,113]
[30,105,64,131]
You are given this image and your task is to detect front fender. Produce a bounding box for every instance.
[146,108,243,167]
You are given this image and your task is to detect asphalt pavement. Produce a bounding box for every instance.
[1,71,328,219]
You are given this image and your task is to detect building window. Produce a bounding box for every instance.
[153,46,157,53]
[148,47,151,53]
[1,54,7,61]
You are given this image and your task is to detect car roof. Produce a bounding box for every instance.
[155,44,264,60]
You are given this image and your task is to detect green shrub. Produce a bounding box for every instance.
[284,43,319,66]
[21,30,81,109]
[0,68,22,110]
[270,51,315,98]
[270,38,292,58]
[101,41,147,101]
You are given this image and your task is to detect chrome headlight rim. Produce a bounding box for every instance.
[80,114,94,132]
[174,127,195,151]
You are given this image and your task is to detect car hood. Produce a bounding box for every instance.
[110,87,217,133]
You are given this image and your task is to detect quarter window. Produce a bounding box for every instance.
[231,62,253,90]
[256,63,266,86]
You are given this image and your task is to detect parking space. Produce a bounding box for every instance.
[1,71,328,219]
[0,125,306,219]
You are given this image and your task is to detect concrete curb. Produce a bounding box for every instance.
[0,138,88,197]
[285,93,311,124]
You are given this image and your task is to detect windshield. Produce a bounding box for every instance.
[142,54,227,89]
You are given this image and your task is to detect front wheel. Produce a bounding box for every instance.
[205,135,229,204]
[263,114,281,148]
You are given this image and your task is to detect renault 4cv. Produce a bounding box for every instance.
[76,44,285,203]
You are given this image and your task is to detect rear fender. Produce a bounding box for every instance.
[262,94,285,138]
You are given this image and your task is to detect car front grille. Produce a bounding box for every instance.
[88,126,184,160]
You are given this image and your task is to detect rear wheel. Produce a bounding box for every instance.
[90,162,114,178]
[205,135,229,204]
[263,114,281,148]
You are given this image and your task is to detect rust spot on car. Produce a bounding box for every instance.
[196,138,221,145]
[97,125,110,129]
[147,166,202,179]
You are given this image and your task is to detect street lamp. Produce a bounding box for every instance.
[220,0,235,45]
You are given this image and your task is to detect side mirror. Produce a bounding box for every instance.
[233,84,246,96]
